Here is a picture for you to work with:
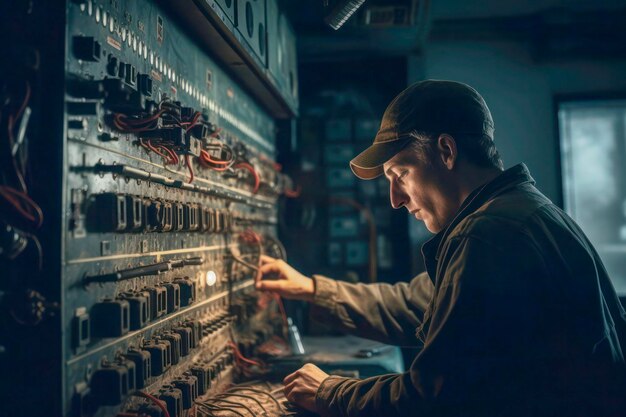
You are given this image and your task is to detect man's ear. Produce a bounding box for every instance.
[437,134,457,170]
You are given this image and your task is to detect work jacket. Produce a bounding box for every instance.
[311,164,626,417]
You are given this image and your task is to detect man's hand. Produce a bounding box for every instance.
[255,255,315,301]
[283,363,329,412]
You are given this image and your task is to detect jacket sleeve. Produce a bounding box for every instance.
[315,234,547,417]
[310,272,434,347]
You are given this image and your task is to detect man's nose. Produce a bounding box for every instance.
[389,181,407,209]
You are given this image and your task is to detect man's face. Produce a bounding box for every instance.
[383,144,459,234]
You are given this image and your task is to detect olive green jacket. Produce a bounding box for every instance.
[311,164,626,417]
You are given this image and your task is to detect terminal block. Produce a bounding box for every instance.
[124,348,152,389]
[144,340,171,376]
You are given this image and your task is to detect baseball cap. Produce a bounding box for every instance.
[349,80,495,180]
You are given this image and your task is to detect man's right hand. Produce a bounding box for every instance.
[255,255,315,301]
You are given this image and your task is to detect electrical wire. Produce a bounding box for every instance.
[133,391,171,417]
[0,185,43,228]
[227,341,264,368]
[196,402,246,417]
[283,184,301,198]
[210,398,256,417]
[233,162,260,194]
[185,154,194,184]
[226,387,284,413]
[212,393,267,415]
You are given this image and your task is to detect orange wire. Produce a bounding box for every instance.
[234,162,260,194]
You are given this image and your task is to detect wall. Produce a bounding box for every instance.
[406,39,626,273]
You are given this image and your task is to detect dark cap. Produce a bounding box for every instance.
[349,79,495,180]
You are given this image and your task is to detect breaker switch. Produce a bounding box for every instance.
[172,326,192,356]
[163,282,180,313]
[189,367,209,395]
[119,292,149,330]
[124,348,151,389]
[73,36,101,61]
[90,364,129,406]
[144,340,171,376]
[146,286,167,320]
[174,277,195,307]
[125,195,143,231]
[160,332,182,365]
[158,388,183,417]
[171,375,198,409]
[87,193,127,232]
[91,299,130,338]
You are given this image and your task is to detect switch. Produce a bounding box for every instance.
[88,193,127,232]
[119,292,149,330]
[173,202,184,231]
[183,204,200,232]
[146,286,167,320]
[73,36,102,61]
[107,55,119,76]
[158,388,183,417]
[201,207,212,232]
[144,340,170,376]
[125,195,143,231]
[90,364,129,406]
[91,299,130,338]
[171,375,198,409]
[138,73,153,97]
[124,63,137,87]
[182,320,201,348]
[189,367,209,395]
[163,282,180,313]
[124,348,152,389]
[173,277,195,307]
[72,309,90,349]
[160,332,182,365]
[115,358,137,391]
[172,326,192,356]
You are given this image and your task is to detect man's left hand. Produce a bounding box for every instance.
[283,363,329,412]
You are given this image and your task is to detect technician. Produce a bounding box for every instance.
[256,80,626,417]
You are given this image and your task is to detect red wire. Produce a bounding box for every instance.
[201,150,229,165]
[283,184,302,198]
[0,185,43,228]
[134,391,171,417]
[227,342,264,368]
[159,145,179,165]
[234,162,260,194]
[185,154,194,184]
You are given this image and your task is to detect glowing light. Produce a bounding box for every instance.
[206,271,217,286]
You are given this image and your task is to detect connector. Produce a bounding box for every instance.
[163,282,180,313]
[146,286,167,320]
[160,332,182,365]
[172,326,193,356]
[174,277,195,307]
[119,292,150,330]
[124,348,152,389]
[171,375,198,409]
[90,299,130,338]
[158,388,183,417]
[90,363,130,406]
[143,340,171,376]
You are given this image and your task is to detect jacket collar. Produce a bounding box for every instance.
[421,163,536,283]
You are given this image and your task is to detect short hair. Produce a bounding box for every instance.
[408,131,504,170]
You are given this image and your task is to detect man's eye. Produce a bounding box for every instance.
[398,170,408,181]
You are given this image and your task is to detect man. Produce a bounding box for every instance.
[256,80,626,416]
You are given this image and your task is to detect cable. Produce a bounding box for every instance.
[185,154,194,183]
[283,184,301,198]
[227,341,264,368]
[233,162,260,194]
[226,387,284,412]
[212,393,267,415]
[196,402,246,417]
[210,398,256,417]
[0,185,43,228]
[133,391,171,417]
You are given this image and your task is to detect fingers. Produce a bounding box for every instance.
[283,369,300,385]
[255,279,287,292]
[260,254,277,265]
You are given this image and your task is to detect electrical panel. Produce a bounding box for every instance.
[0,1,298,416]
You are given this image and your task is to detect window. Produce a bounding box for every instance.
[558,98,626,294]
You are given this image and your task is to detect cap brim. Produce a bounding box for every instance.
[349,137,413,180]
